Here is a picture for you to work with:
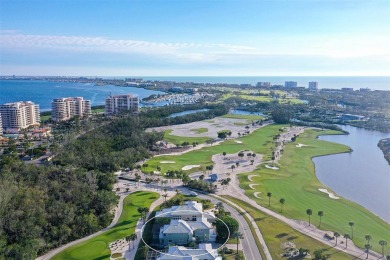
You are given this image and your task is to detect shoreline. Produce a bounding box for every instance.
[312,130,390,224]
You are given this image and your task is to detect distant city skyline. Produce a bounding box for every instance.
[0,0,389,76]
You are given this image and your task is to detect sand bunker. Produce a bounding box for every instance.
[153,171,161,175]
[248,175,260,181]
[182,165,201,170]
[235,140,243,144]
[249,184,259,190]
[265,165,279,170]
[319,188,339,199]
[160,161,176,164]
[296,143,308,148]
[254,192,262,199]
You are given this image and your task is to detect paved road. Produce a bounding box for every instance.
[198,193,263,260]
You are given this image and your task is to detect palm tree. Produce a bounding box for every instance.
[279,198,285,213]
[267,192,272,207]
[379,240,388,256]
[344,234,351,248]
[175,188,180,195]
[231,165,235,172]
[306,209,312,226]
[365,244,372,259]
[223,152,227,158]
[125,235,131,250]
[334,232,340,246]
[130,233,137,249]
[349,221,355,240]
[135,173,141,187]
[162,193,168,202]
[233,231,244,254]
[365,234,372,245]
[318,211,324,228]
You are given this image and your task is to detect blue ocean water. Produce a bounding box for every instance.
[0,80,165,111]
[1,77,389,111]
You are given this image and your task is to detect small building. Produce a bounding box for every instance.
[159,218,217,247]
[210,174,219,182]
[159,220,194,246]
[157,243,222,260]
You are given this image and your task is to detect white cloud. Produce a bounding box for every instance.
[1,31,389,75]
[1,31,389,62]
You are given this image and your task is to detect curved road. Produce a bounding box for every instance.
[37,183,166,260]
[198,193,263,260]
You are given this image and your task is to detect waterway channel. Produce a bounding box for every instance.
[313,125,390,223]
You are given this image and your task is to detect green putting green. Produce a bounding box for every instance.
[52,191,160,260]
[190,127,209,134]
[163,129,211,145]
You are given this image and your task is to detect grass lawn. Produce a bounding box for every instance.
[40,115,51,121]
[220,114,264,121]
[221,250,245,259]
[147,124,390,253]
[163,130,212,145]
[52,191,160,260]
[190,127,208,134]
[92,108,105,113]
[224,196,353,260]
[145,124,282,174]
[239,129,390,253]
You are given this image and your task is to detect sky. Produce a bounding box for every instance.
[0,0,389,76]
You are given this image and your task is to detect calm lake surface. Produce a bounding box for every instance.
[168,109,210,118]
[313,125,390,223]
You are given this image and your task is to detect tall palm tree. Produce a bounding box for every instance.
[222,152,227,158]
[349,221,355,240]
[233,231,244,254]
[130,233,137,249]
[334,232,340,246]
[162,193,168,202]
[279,198,285,213]
[365,234,372,245]
[175,188,180,195]
[379,240,388,256]
[318,211,324,228]
[125,236,131,250]
[365,244,372,259]
[306,209,312,226]
[344,234,351,248]
[267,192,272,207]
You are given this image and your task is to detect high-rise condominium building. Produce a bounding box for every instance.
[0,113,3,135]
[0,101,40,130]
[105,94,139,114]
[285,81,298,88]
[52,97,91,122]
[308,81,318,90]
[256,82,271,87]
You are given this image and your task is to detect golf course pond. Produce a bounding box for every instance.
[314,125,390,223]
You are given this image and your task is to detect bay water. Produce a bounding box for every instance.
[313,125,390,223]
